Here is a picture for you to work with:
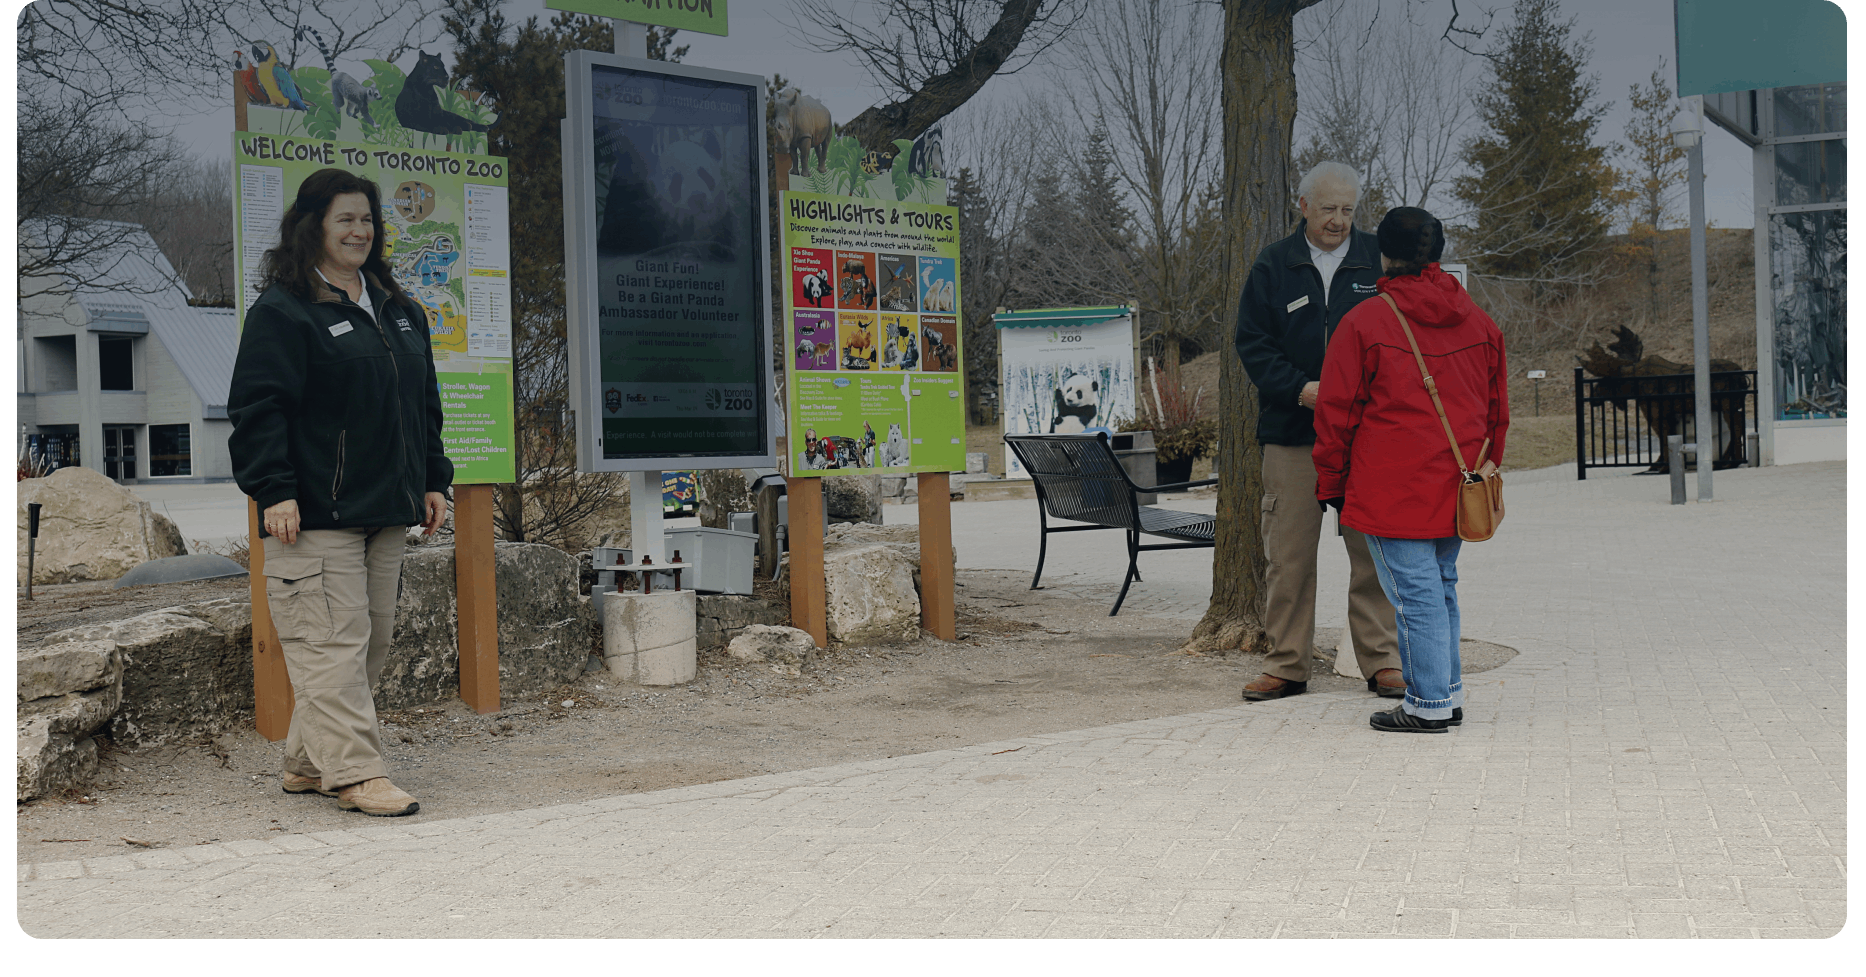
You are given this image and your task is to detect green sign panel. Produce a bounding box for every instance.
[230,134,518,484]
[546,0,729,36]
[1674,0,1846,96]
[780,192,965,476]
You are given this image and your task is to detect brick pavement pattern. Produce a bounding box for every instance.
[19,463,1845,937]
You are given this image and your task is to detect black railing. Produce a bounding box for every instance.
[1573,366,1758,479]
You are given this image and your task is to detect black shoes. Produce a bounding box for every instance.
[1448,707,1463,727]
[1369,705,1449,733]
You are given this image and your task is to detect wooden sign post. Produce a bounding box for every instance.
[917,473,956,640]
[788,478,828,647]
[454,485,501,713]
[248,500,292,741]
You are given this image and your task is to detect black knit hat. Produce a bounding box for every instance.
[1377,206,1445,268]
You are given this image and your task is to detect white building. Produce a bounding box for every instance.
[18,222,239,483]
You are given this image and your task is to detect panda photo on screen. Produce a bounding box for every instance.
[1049,374,1100,434]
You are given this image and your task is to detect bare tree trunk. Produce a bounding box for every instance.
[1185,0,1313,655]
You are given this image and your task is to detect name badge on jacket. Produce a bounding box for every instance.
[328,321,354,337]
[1286,295,1310,313]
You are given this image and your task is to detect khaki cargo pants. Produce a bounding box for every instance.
[1259,444,1400,683]
[262,527,403,792]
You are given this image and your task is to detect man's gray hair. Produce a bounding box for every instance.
[1297,161,1361,204]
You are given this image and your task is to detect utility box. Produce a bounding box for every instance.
[1109,430,1158,505]
[663,527,756,596]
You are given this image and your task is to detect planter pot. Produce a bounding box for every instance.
[1156,456,1195,485]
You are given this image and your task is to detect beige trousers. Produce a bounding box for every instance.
[1259,444,1400,683]
[262,527,403,791]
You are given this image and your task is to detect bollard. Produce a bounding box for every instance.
[1747,431,1760,468]
[1668,436,1686,504]
[26,502,43,600]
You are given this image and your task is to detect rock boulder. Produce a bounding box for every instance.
[18,466,186,583]
[726,624,817,669]
[17,639,123,801]
[823,543,920,645]
[823,472,882,523]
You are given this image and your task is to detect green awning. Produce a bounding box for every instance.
[993,306,1132,329]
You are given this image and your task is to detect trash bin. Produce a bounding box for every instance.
[1110,431,1158,505]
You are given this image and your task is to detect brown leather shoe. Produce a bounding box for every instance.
[1241,674,1308,701]
[281,773,337,797]
[1368,668,1406,698]
[337,778,420,817]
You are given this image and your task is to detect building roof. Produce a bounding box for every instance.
[40,222,239,413]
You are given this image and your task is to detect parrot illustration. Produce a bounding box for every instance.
[233,51,267,105]
[250,41,308,110]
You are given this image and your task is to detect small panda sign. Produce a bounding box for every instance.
[995,307,1139,479]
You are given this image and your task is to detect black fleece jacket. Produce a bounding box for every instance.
[228,274,453,535]
[1232,222,1383,445]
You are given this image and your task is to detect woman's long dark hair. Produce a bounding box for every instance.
[259,168,409,305]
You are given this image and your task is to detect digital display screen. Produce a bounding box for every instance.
[588,65,765,461]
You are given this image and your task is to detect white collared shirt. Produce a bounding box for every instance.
[317,267,379,326]
[1307,235,1352,305]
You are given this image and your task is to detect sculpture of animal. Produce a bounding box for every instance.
[293,26,377,120]
[396,51,491,136]
[908,125,945,179]
[250,41,309,110]
[233,51,267,105]
[772,87,834,175]
[1579,326,1748,471]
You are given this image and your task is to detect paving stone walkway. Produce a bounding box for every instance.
[19,463,1845,937]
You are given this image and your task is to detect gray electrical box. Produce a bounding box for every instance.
[663,527,757,596]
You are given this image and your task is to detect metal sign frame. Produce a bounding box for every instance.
[563,49,776,472]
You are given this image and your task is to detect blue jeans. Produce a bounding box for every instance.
[1364,535,1464,720]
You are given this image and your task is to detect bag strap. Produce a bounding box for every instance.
[1380,293,1477,475]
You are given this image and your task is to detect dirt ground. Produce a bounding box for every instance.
[16,569,1515,864]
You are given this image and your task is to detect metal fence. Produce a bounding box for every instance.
[1573,366,1758,479]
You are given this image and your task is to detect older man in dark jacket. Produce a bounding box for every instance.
[1232,162,1402,702]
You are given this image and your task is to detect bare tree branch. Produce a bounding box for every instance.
[785,0,1086,149]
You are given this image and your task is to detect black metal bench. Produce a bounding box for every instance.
[1004,433,1218,616]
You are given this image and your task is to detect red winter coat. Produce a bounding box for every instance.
[1312,264,1509,539]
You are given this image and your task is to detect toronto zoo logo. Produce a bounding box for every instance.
[707,388,756,411]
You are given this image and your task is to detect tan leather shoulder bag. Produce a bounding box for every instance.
[1379,294,1504,542]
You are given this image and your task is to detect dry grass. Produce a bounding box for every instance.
[1500,413,1578,473]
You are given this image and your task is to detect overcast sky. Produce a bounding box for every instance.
[167,0,1779,227]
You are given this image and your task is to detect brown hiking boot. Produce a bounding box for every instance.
[336,778,420,817]
[281,773,337,797]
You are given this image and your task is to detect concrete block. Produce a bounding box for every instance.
[603,590,697,686]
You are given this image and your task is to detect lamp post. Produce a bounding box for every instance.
[1671,94,1713,501]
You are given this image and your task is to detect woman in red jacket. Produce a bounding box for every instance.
[1312,208,1508,733]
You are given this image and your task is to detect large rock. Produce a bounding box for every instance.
[24,542,594,761]
[380,542,593,708]
[17,466,186,583]
[726,624,816,667]
[45,602,252,748]
[823,472,882,523]
[17,639,123,800]
[824,523,957,592]
[823,543,920,645]
[697,469,752,529]
[696,594,787,652]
